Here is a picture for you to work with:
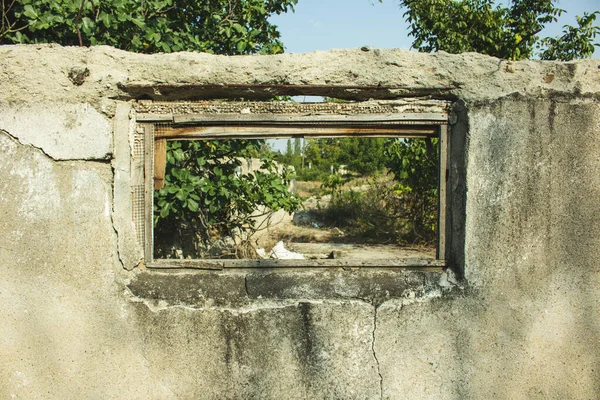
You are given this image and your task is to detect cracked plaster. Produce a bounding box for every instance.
[0,103,112,160]
[1,45,599,399]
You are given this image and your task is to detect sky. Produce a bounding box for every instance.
[270,0,599,57]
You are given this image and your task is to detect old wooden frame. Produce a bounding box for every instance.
[138,109,449,270]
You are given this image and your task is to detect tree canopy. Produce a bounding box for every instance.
[389,0,599,60]
[1,0,297,55]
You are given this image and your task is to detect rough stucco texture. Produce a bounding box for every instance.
[0,132,161,399]
[0,45,599,399]
[0,103,111,160]
[377,96,600,400]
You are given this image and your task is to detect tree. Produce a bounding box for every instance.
[539,11,600,61]
[338,138,388,175]
[0,0,301,258]
[1,0,297,55]
[294,138,302,155]
[299,138,388,177]
[390,0,599,61]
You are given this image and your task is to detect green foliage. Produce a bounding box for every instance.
[389,0,598,61]
[320,173,344,203]
[294,167,330,182]
[338,138,389,175]
[313,175,432,245]
[154,140,301,257]
[1,0,297,54]
[298,138,389,178]
[293,138,302,155]
[539,11,600,60]
[385,138,438,243]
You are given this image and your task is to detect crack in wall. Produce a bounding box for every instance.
[109,162,126,271]
[1,129,58,161]
[127,287,389,316]
[2,128,127,271]
[372,304,384,400]
[0,129,112,163]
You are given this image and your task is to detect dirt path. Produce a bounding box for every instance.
[255,190,435,260]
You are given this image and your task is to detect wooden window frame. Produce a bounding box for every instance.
[136,109,449,270]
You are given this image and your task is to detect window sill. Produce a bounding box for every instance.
[128,266,445,308]
[148,258,445,270]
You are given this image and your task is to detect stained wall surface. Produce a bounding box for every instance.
[0,45,599,399]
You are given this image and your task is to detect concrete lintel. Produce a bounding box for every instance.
[1,45,599,106]
[119,82,457,101]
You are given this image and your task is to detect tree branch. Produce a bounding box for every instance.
[0,20,29,40]
[75,0,86,46]
[1,0,6,35]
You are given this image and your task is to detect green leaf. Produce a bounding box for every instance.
[130,17,146,28]
[173,148,184,162]
[99,12,111,28]
[23,5,38,19]
[81,17,94,35]
[175,190,186,201]
[187,198,199,212]
[160,204,170,218]
[237,40,247,53]
[232,23,246,34]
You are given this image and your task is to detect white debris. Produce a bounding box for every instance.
[255,248,267,259]
[269,241,305,259]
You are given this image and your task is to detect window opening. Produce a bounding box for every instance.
[135,100,449,269]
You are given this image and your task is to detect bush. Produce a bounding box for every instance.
[315,175,436,245]
[385,138,438,244]
[295,168,330,182]
[154,139,301,258]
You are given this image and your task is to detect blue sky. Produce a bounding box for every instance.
[271,0,599,57]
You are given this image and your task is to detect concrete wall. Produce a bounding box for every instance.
[1,45,599,399]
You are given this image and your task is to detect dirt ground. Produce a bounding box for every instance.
[254,180,436,260]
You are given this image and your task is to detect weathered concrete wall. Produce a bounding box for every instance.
[1,44,599,399]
